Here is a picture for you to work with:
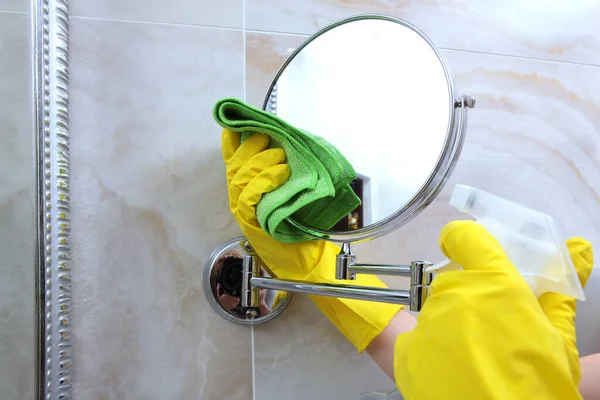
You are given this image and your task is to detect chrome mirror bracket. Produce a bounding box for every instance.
[334,242,433,311]
[203,238,292,326]
[205,238,434,326]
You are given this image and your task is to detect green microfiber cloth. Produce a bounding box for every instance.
[213,98,361,243]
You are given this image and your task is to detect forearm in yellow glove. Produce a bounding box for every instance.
[393,220,594,400]
[221,129,402,352]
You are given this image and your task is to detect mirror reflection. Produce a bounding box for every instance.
[212,252,280,318]
[266,17,454,232]
[205,240,291,323]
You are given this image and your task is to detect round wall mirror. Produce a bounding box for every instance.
[263,15,474,242]
[206,15,475,325]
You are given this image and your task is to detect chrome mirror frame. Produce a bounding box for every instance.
[32,0,72,398]
[262,14,475,243]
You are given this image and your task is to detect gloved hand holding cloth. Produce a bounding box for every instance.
[217,104,403,353]
[214,98,360,243]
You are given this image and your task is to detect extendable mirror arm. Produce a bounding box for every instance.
[245,241,433,312]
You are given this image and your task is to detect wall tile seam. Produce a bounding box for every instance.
[0,9,27,14]
[69,15,600,69]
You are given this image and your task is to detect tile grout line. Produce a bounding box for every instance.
[245,28,309,37]
[70,14,308,37]
[0,9,26,15]
[69,15,600,68]
[251,325,256,400]
[70,15,243,31]
[243,0,247,104]
[439,46,600,68]
[243,2,256,398]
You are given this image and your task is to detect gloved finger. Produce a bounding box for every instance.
[224,132,270,184]
[439,220,514,272]
[566,237,594,288]
[238,164,290,224]
[221,129,240,164]
[537,237,593,381]
[229,149,287,210]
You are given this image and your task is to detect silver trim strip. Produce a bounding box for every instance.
[32,0,72,398]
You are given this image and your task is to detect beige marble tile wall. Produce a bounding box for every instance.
[68,12,252,400]
[68,1,600,399]
[0,6,35,399]
[247,0,600,64]
[0,0,24,12]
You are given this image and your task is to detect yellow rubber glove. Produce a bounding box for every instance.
[222,129,402,352]
[538,237,593,385]
[394,220,594,400]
